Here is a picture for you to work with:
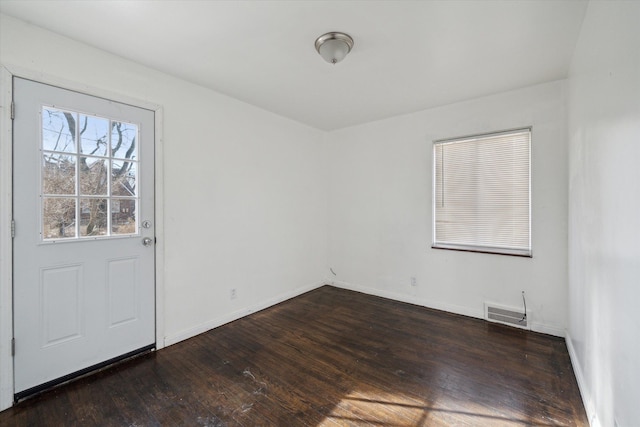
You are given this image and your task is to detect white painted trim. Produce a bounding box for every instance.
[0,63,166,410]
[164,280,325,347]
[153,107,165,351]
[330,279,485,320]
[0,66,15,412]
[566,331,599,427]
[1,64,161,113]
[329,280,565,337]
[530,321,565,338]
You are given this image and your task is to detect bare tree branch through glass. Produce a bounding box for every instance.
[41,107,139,239]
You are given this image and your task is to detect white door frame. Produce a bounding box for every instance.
[0,64,166,411]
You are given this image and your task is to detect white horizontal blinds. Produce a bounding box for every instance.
[434,129,531,256]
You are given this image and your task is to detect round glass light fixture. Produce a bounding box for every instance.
[315,32,354,64]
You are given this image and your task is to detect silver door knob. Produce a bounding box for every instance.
[142,237,154,247]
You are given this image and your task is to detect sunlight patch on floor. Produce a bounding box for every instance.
[317,388,431,426]
[316,387,546,426]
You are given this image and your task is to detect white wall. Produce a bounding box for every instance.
[327,80,568,336]
[567,2,640,427]
[0,11,327,398]
[7,4,639,423]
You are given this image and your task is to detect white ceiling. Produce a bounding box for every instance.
[0,0,588,130]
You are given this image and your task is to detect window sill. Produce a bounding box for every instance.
[431,243,532,258]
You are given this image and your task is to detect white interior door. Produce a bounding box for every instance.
[12,78,155,397]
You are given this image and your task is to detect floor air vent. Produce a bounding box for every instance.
[484,303,529,330]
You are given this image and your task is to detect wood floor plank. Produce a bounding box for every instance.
[0,286,588,426]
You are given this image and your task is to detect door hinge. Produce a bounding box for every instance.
[11,101,15,120]
[11,219,15,238]
[11,338,15,356]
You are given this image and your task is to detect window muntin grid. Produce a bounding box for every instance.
[41,106,140,241]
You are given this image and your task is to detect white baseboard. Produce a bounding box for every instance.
[566,332,599,427]
[163,280,325,347]
[329,280,485,320]
[530,321,565,337]
[329,280,565,337]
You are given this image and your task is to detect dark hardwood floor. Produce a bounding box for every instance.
[0,286,588,426]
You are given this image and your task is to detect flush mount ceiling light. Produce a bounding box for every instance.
[315,32,354,64]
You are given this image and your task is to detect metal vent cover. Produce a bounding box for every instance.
[484,302,529,330]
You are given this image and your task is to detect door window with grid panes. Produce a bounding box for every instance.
[41,107,139,240]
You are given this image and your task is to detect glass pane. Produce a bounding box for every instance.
[112,160,137,196]
[111,198,137,235]
[111,122,137,160]
[80,157,108,196]
[39,108,144,242]
[42,152,76,195]
[43,197,76,239]
[79,115,109,156]
[42,107,77,153]
[80,198,108,237]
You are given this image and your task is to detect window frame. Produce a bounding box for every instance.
[39,105,141,243]
[431,127,532,257]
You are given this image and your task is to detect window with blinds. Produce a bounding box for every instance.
[433,128,531,256]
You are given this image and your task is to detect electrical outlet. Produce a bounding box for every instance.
[410,276,417,287]
[230,288,237,300]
